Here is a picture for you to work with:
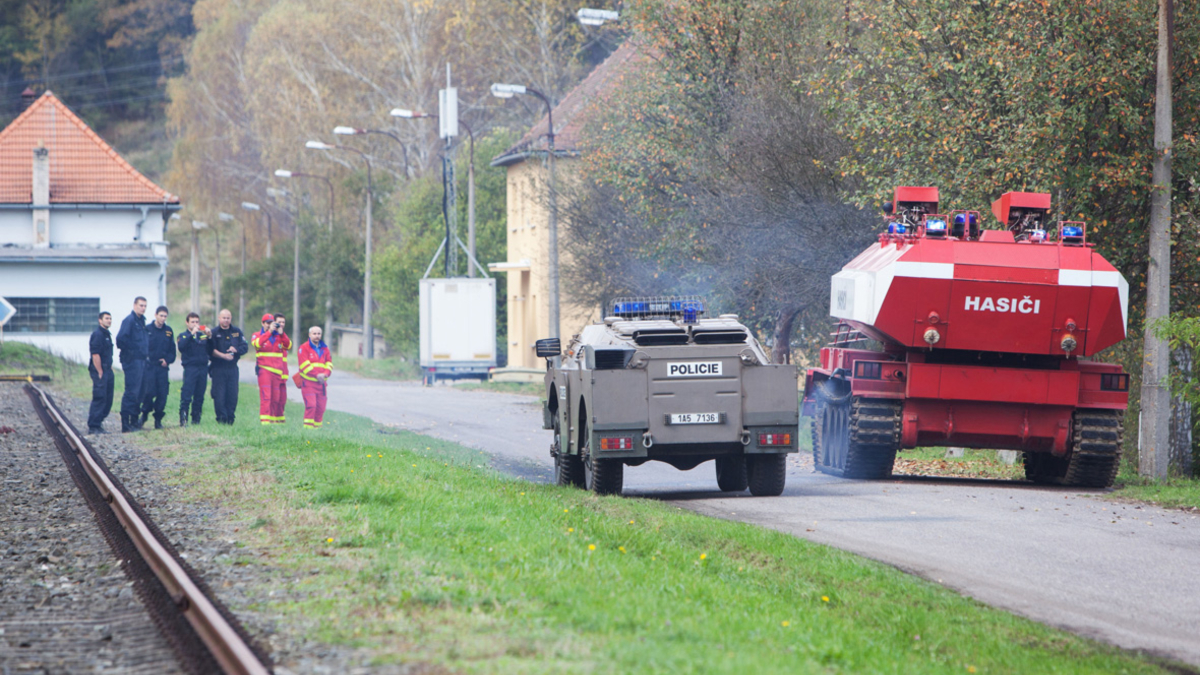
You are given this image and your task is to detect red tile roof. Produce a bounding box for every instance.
[0,91,178,204]
[492,40,649,166]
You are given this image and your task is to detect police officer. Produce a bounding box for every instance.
[116,296,149,432]
[87,311,115,434]
[177,312,210,426]
[139,305,176,429]
[209,308,248,425]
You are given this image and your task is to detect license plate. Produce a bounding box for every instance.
[667,412,724,425]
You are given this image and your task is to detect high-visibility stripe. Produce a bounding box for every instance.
[259,365,283,376]
[256,352,284,358]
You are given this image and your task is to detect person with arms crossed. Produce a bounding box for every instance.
[177,313,210,426]
[115,296,148,432]
[297,326,332,429]
[139,305,176,429]
[87,311,114,434]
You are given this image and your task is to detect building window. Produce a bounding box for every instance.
[7,297,100,333]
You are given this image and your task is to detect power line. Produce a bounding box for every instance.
[7,55,184,90]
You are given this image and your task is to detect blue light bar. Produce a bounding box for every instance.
[887,222,906,234]
[953,213,967,226]
[1061,225,1084,240]
[611,297,707,319]
[926,218,947,232]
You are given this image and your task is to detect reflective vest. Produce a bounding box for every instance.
[298,340,333,381]
[252,330,291,380]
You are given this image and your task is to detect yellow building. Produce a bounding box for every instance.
[490,43,643,369]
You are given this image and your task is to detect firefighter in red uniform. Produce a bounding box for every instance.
[271,313,291,424]
[251,313,291,424]
[298,325,333,429]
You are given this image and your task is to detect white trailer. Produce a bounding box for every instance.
[419,277,497,383]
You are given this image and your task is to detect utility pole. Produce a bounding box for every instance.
[190,229,200,314]
[1140,0,1174,478]
[441,65,459,278]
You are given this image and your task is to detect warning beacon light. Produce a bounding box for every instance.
[1028,229,1047,243]
[610,296,707,321]
[1061,225,1084,244]
[887,222,906,235]
[925,218,947,237]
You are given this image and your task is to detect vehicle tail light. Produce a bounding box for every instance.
[1100,373,1129,392]
[600,437,634,450]
[853,361,882,379]
[758,433,792,446]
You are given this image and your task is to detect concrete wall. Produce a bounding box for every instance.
[0,261,165,363]
[502,159,597,368]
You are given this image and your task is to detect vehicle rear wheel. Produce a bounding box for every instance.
[715,456,748,492]
[1063,409,1124,488]
[581,422,623,495]
[815,385,899,480]
[552,415,584,487]
[747,454,786,496]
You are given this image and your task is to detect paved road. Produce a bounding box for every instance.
[263,371,1198,666]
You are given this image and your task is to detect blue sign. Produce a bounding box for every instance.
[0,297,15,327]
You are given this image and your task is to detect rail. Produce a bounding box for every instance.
[24,382,272,675]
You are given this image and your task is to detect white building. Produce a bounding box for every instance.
[0,91,179,362]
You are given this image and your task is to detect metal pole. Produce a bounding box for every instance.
[191,230,199,314]
[540,91,559,340]
[213,228,222,324]
[239,221,246,331]
[466,123,476,278]
[1140,0,1174,478]
[265,211,273,259]
[364,161,374,359]
[293,212,301,351]
[324,178,334,343]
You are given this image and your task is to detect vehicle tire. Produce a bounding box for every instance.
[580,422,623,495]
[815,386,899,480]
[552,416,584,487]
[715,456,748,492]
[747,454,786,496]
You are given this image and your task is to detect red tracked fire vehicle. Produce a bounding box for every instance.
[803,187,1130,487]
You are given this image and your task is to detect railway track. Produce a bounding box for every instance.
[20,383,272,675]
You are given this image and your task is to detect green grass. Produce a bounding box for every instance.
[335,355,421,381]
[893,447,1026,481]
[122,384,1175,674]
[1110,474,1200,510]
[0,340,102,399]
[455,380,543,397]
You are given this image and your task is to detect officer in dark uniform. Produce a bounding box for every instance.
[116,296,149,432]
[139,305,176,429]
[177,312,210,426]
[87,311,115,434]
[208,308,248,425]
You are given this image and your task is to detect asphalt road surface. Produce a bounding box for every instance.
[259,370,1199,666]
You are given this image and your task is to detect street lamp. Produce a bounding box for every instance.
[241,201,272,259]
[390,107,479,277]
[491,82,560,339]
[576,8,619,25]
[307,137,377,359]
[331,127,411,179]
[276,169,336,340]
[218,211,245,330]
[190,219,207,315]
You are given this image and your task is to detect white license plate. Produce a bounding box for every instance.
[669,412,722,425]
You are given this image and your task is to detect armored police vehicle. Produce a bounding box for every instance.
[536,297,799,496]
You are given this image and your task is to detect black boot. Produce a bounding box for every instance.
[138,411,149,429]
[179,413,188,427]
[154,416,163,430]
[120,413,132,433]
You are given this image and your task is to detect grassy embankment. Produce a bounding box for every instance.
[141,396,1175,671]
[4,343,1192,671]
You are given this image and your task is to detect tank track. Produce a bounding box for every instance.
[811,389,901,479]
[1024,409,1123,488]
[1062,409,1124,488]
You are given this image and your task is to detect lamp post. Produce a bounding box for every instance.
[491,82,559,338]
[268,187,302,350]
[190,220,207,315]
[277,169,335,340]
[390,109,478,276]
[218,211,242,329]
[576,7,619,25]
[240,200,273,259]
[307,138,376,359]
